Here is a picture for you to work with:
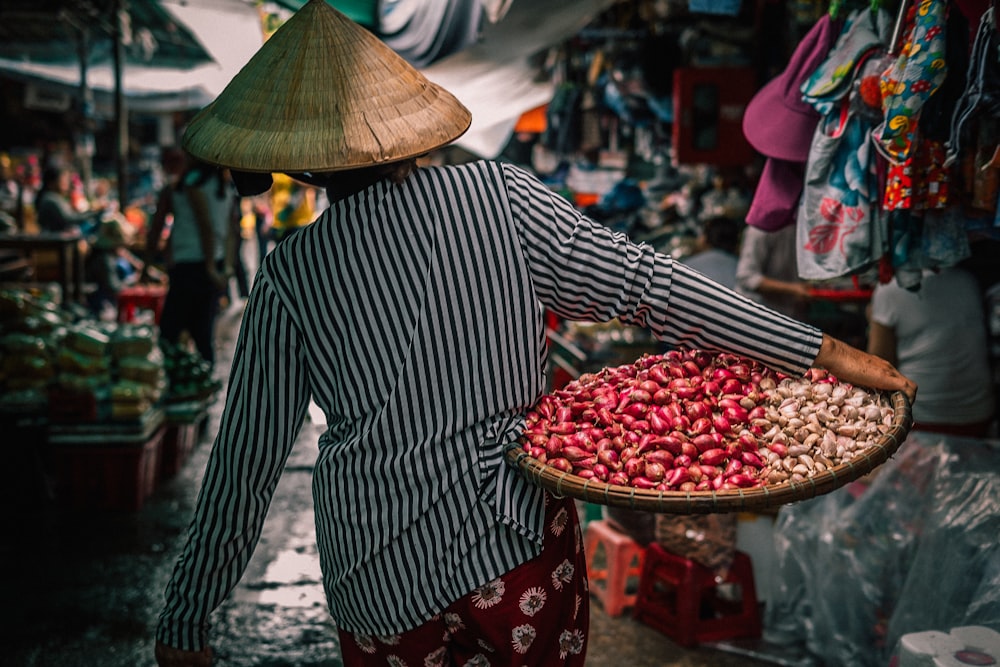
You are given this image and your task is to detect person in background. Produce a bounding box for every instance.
[153,3,916,666]
[251,194,273,266]
[34,165,104,235]
[0,153,24,230]
[735,223,813,319]
[223,197,250,308]
[144,153,236,369]
[681,215,742,288]
[84,216,152,319]
[867,265,995,437]
[269,172,317,243]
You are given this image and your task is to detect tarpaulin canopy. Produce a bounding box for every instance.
[266,0,378,29]
[0,0,261,115]
[0,0,213,70]
[0,0,618,160]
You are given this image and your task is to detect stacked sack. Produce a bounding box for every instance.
[109,324,166,422]
[0,289,68,412]
[52,324,114,422]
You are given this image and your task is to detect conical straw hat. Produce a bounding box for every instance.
[182,0,472,173]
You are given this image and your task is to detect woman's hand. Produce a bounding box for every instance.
[814,334,917,405]
[154,641,213,666]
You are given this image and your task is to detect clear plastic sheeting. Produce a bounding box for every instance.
[763,432,1000,667]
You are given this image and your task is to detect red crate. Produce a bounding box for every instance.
[117,284,167,324]
[159,417,203,481]
[48,387,104,423]
[52,425,164,511]
[633,543,761,647]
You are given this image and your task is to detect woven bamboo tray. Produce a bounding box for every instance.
[505,391,912,514]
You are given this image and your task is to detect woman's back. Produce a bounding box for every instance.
[869,267,994,424]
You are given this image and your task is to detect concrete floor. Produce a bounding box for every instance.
[1,252,809,666]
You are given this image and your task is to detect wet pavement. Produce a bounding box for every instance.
[3,295,784,667]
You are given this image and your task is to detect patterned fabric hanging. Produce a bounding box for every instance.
[874,0,949,163]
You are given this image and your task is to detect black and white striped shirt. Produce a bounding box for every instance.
[157,161,822,648]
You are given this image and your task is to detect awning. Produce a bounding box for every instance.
[0,0,262,115]
[0,0,213,70]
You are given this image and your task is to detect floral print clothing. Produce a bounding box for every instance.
[882,138,951,210]
[337,493,589,666]
[875,0,949,163]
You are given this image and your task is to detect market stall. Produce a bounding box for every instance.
[0,287,220,511]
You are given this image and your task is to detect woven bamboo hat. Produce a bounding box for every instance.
[181,0,471,174]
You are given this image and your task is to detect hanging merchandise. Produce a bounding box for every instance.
[797,93,887,280]
[885,204,974,290]
[794,9,891,280]
[944,5,1000,166]
[874,0,950,164]
[743,13,842,163]
[687,0,743,16]
[541,82,584,155]
[742,12,842,232]
[672,66,757,166]
[882,138,951,210]
[800,7,892,117]
[963,118,1000,213]
[746,158,808,231]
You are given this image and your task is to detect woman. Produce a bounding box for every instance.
[868,265,994,436]
[154,3,916,666]
[145,153,235,368]
[34,165,102,234]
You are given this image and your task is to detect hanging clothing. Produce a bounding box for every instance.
[874,0,949,164]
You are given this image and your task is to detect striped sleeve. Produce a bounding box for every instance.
[502,163,823,376]
[156,276,311,650]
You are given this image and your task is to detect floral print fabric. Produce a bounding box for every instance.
[337,494,589,666]
[882,138,951,210]
[875,0,949,163]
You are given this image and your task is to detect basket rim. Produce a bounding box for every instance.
[505,391,913,514]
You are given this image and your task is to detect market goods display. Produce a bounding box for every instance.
[506,348,912,513]
[0,287,217,422]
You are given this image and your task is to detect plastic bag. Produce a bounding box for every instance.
[765,433,1000,667]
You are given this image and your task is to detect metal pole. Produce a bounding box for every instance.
[888,0,910,56]
[76,24,94,198]
[113,0,129,214]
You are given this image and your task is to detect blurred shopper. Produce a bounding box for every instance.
[735,223,813,319]
[251,194,273,265]
[269,172,316,243]
[144,153,236,368]
[682,215,742,288]
[868,265,995,437]
[34,165,103,235]
[85,217,144,319]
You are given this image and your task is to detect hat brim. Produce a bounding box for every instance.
[742,77,819,163]
[745,158,805,231]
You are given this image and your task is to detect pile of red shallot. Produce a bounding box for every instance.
[520,348,896,492]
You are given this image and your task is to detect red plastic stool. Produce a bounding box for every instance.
[117,284,167,324]
[584,519,646,617]
[633,542,761,647]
